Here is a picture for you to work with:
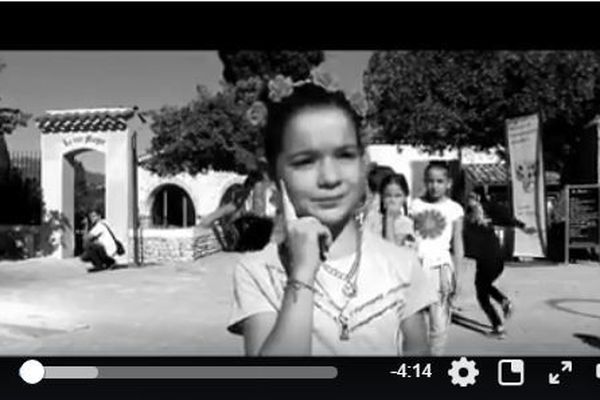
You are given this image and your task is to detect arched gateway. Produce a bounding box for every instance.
[36,107,143,263]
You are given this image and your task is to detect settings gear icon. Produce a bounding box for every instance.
[448,357,479,387]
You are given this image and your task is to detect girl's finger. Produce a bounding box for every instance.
[318,222,333,261]
[279,179,298,223]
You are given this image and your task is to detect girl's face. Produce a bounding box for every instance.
[424,167,451,200]
[383,182,406,214]
[275,107,366,229]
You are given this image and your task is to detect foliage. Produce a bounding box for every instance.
[218,51,324,83]
[38,209,72,256]
[0,107,31,136]
[145,78,264,175]
[73,159,105,215]
[0,166,43,259]
[0,167,42,225]
[145,51,325,176]
[1,61,32,185]
[364,50,600,172]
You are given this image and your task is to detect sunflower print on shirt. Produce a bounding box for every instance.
[413,209,447,239]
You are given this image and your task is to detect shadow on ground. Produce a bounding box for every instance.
[86,263,131,273]
[451,313,491,335]
[546,298,600,320]
[573,333,600,350]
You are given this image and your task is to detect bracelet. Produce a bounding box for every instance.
[285,279,317,294]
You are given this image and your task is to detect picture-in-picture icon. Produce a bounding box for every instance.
[498,359,525,386]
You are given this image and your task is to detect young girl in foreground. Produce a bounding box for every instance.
[379,173,415,248]
[227,75,437,356]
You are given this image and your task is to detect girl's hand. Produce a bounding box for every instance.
[402,234,416,247]
[280,180,332,283]
[385,202,403,219]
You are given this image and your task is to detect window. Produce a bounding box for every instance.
[151,184,196,228]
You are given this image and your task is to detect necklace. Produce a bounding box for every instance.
[315,224,363,340]
[321,227,362,298]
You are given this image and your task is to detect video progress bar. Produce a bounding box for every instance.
[19,360,338,384]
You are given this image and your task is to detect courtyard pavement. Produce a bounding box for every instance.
[0,252,599,356]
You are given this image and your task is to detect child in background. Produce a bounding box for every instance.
[362,164,395,236]
[464,189,535,338]
[410,162,464,355]
[379,173,415,247]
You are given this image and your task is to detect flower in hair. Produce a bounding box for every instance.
[309,67,340,93]
[268,75,294,103]
[348,91,369,118]
[246,101,268,127]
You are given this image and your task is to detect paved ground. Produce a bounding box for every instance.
[0,253,599,356]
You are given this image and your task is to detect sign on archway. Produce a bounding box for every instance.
[36,108,143,263]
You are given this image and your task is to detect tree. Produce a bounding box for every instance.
[364,51,600,173]
[146,51,325,176]
[0,62,31,185]
[1,61,34,229]
[144,78,264,176]
[218,51,324,83]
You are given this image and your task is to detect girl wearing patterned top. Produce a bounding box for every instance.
[227,72,437,356]
[410,162,465,355]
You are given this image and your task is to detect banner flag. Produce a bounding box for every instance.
[506,114,547,258]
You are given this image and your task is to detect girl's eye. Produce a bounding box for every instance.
[291,157,315,167]
[339,150,359,159]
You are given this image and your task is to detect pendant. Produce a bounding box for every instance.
[339,316,350,341]
[342,281,357,298]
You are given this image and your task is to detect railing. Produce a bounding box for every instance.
[9,151,41,181]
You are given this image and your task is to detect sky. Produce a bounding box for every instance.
[0,51,372,172]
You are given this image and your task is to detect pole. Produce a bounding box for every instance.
[131,130,141,266]
[183,194,187,228]
[163,189,168,227]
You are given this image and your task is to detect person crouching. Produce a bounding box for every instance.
[80,209,118,272]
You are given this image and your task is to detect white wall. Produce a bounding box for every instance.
[366,144,501,199]
[137,169,245,223]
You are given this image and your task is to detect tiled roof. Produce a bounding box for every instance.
[464,163,509,185]
[35,107,138,134]
[464,163,560,186]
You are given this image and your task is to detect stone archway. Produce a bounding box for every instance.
[37,108,144,262]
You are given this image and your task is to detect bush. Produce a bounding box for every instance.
[0,167,42,225]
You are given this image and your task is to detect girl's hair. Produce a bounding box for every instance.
[367,164,395,193]
[88,208,103,217]
[379,173,410,215]
[220,183,250,209]
[232,215,274,252]
[424,161,450,178]
[262,83,364,176]
[243,170,264,189]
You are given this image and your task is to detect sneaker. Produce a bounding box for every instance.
[488,325,507,340]
[502,300,514,320]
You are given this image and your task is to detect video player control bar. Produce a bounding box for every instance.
[19,360,338,384]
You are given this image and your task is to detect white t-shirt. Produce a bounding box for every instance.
[363,194,383,236]
[88,220,117,256]
[228,230,437,356]
[410,197,464,262]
